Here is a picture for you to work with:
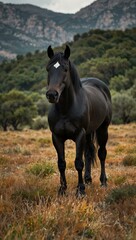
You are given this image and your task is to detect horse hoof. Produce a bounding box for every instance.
[100,183,107,188]
[58,186,67,196]
[85,177,92,185]
[76,185,86,198]
[76,190,86,198]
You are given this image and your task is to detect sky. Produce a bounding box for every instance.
[2,0,96,13]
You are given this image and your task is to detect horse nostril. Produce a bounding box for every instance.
[46,90,58,102]
[54,91,58,97]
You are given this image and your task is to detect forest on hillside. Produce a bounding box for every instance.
[0,29,136,130]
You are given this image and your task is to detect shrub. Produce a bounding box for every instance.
[38,137,51,147]
[114,175,126,185]
[112,92,136,124]
[27,163,55,177]
[106,184,136,204]
[12,187,47,202]
[122,154,136,166]
[110,75,130,91]
[0,90,37,131]
[32,116,48,130]
[36,96,49,116]
[0,157,9,165]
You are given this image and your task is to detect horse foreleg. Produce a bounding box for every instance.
[75,129,86,196]
[52,133,67,195]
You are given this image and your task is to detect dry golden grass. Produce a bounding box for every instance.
[0,124,136,240]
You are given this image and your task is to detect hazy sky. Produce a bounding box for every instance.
[2,0,96,13]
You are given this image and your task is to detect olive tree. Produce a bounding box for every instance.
[0,90,37,130]
[112,92,136,124]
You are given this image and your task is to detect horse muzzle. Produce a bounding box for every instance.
[46,90,59,103]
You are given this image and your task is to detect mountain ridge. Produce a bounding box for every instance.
[0,0,136,61]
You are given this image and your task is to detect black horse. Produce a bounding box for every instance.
[46,45,112,196]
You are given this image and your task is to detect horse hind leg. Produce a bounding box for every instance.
[96,124,109,187]
[84,134,96,184]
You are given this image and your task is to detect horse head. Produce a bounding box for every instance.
[46,45,70,103]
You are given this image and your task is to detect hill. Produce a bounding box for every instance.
[0,28,136,126]
[0,0,136,60]
[0,1,72,61]
[0,28,136,93]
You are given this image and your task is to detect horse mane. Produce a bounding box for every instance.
[69,61,82,92]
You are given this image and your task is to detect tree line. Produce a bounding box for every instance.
[0,29,136,130]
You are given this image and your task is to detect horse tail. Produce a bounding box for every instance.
[85,132,97,167]
[90,131,97,166]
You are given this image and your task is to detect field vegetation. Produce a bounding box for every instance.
[0,124,136,239]
[0,28,136,239]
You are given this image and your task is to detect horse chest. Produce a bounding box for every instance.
[55,119,75,134]
[53,117,77,138]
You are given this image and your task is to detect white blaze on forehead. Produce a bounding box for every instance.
[54,62,60,69]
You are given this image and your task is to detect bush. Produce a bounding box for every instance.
[36,95,49,116]
[112,92,136,124]
[122,155,136,166]
[27,163,55,177]
[114,175,126,185]
[106,184,136,204]
[0,90,37,130]
[110,75,130,91]
[12,186,47,203]
[32,116,48,130]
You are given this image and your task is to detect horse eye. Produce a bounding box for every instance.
[63,66,68,72]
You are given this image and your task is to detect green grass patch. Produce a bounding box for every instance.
[106,184,136,204]
[22,149,31,156]
[12,187,47,203]
[3,146,22,154]
[37,137,51,147]
[80,228,95,238]
[122,154,136,166]
[3,146,31,156]
[127,147,136,154]
[115,145,124,154]
[27,163,55,177]
[114,175,126,185]
[0,156,9,165]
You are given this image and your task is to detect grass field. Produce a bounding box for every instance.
[0,124,136,240]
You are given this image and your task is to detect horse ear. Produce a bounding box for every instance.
[47,45,54,59]
[64,45,70,59]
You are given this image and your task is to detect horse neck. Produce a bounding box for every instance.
[56,79,75,115]
[56,64,81,115]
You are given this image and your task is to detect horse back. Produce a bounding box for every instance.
[81,77,111,101]
[81,77,112,127]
